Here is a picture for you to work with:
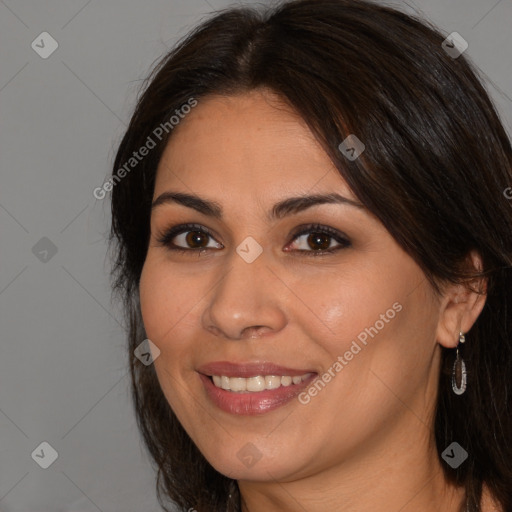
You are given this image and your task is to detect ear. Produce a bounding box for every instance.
[436,250,487,349]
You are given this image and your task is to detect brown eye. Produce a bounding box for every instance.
[185,231,210,249]
[156,222,350,257]
[288,224,351,256]
[306,232,332,251]
[156,223,223,253]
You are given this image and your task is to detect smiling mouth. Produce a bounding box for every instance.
[196,361,318,414]
[208,373,314,393]
[198,371,318,415]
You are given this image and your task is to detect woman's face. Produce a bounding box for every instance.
[139,89,445,483]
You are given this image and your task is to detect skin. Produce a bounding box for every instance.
[139,88,490,511]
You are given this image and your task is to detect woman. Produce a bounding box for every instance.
[108,0,512,510]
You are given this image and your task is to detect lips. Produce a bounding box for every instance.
[197,361,318,415]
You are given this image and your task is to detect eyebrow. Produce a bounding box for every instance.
[151,191,365,221]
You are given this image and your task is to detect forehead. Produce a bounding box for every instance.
[153,89,356,206]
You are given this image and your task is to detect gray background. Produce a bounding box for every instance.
[0,0,510,511]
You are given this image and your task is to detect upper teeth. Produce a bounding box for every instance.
[211,374,312,392]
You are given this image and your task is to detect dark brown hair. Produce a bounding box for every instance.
[108,1,512,510]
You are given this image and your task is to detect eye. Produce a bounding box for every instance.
[155,222,351,256]
[285,223,351,256]
[156,223,222,255]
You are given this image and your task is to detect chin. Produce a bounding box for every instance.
[200,441,312,482]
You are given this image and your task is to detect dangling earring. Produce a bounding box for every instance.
[452,331,467,395]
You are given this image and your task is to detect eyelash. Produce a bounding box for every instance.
[155,222,351,257]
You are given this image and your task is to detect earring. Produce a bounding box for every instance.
[451,331,467,395]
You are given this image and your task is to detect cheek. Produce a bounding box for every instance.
[305,266,403,352]
[139,271,183,386]
[292,284,432,455]
[139,260,167,340]
[138,259,196,412]
[139,256,195,345]
[306,261,435,404]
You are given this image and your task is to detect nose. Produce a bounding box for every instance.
[201,249,288,341]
